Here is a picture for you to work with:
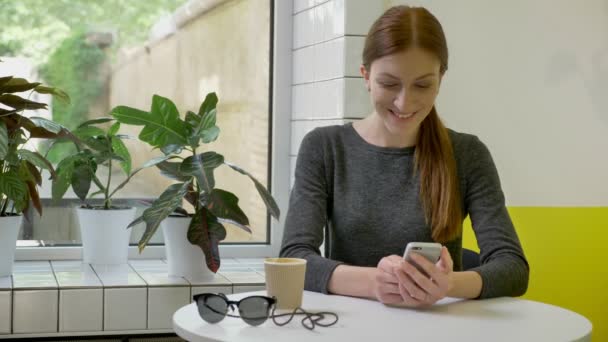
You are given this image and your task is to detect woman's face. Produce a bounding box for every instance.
[361,47,442,139]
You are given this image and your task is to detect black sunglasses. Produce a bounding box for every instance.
[193,293,277,326]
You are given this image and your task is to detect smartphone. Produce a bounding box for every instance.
[403,242,442,275]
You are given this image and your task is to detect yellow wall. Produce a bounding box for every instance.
[463,207,607,341]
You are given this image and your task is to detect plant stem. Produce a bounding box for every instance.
[104,155,112,209]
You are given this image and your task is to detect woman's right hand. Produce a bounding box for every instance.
[373,255,408,304]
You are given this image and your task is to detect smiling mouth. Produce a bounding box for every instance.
[388,109,416,119]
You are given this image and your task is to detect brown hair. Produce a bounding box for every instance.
[362,6,462,243]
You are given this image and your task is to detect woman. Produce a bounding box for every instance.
[280,5,529,307]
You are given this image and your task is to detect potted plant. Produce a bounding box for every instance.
[0,74,70,276]
[50,117,169,264]
[111,93,280,278]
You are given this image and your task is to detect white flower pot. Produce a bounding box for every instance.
[76,207,136,264]
[162,216,214,280]
[0,215,22,277]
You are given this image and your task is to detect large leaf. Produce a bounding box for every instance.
[0,78,40,93]
[73,125,105,139]
[25,162,42,186]
[33,85,70,104]
[0,171,29,211]
[224,162,280,219]
[52,153,81,201]
[135,181,191,252]
[71,155,97,201]
[25,180,42,216]
[0,94,47,110]
[187,207,221,273]
[27,116,81,144]
[185,92,220,145]
[0,121,7,160]
[77,117,114,128]
[156,160,189,182]
[17,150,56,179]
[207,189,249,226]
[111,95,188,148]
[198,92,218,121]
[179,152,224,191]
[111,136,131,175]
[201,125,220,144]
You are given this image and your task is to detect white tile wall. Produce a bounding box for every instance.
[59,289,103,332]
[313,38,344,81]
[293,0,317,14]
[292,46,314,84]
[343,0,384,35]
[293,10,315,49]
[147,287,190,329]
[233,285,266,294]
[104,287,147,331]
[13,290,59,333]
[0,291,10,334]
[192,286,233,296]
[345,36,365,76]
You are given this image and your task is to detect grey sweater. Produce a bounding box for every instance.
[280,123,529,299]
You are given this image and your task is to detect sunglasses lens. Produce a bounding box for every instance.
[196,295,228,323]
[238,297,271,326]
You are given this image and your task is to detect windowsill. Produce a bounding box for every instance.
[0,258,266,338]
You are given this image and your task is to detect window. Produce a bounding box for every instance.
[1,0,292,260]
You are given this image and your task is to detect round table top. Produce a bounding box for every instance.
[173,290,592,342]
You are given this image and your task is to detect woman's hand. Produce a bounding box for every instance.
[393,246,454,308]
[372,255,409,305]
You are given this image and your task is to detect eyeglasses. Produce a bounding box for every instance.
[193,293,339,330]
[193,293,276,326]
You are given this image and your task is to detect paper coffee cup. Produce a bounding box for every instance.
[264,258,307,310]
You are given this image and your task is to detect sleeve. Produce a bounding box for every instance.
[464,136,530,298]
[279,129,343,293]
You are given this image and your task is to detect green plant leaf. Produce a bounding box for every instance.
[0,122,8,160]
[207,188,249,226]
[52,153,81,201]
[136,181,191,252]
[0,171,29,212]
[156,160,190,181]
[216,217,252,234]
[198,92,218,120]
[70,153,96,201]
[25,162,42,186]
[108,121,120,136]
[224,162,280,219]
[0,94,47,110]
[33,85,70,104]
[0,76,13,87]
[73,125,105,139]
[17,150,56,178]
[201,126,220,144]
[0,78,41,93]
[160,144,182,155]
[187,207,221,273]
[111,95,188,148]
[111,136,131,175]
[77,117,114,128]
[25,179,42,216]
[179,152,225,191]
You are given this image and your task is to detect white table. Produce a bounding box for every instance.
[173,290,592,342]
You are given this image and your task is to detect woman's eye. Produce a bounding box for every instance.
[415,84,431,89]
[379,82,398,88]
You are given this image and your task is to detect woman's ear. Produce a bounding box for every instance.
[360,64,371,92]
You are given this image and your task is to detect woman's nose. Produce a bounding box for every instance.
[393,88,412,112]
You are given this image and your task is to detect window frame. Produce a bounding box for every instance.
[15,0,293,261]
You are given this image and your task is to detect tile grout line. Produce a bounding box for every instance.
[49,261,60,333]
[292,34,366,52]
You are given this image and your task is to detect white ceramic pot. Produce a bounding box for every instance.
[162,216,214,280]
[0,215,22,277]
[76,207,136,264]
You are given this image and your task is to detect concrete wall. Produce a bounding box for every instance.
[109,0,270,242]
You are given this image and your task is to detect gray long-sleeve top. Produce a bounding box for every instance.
[280,123,529,299]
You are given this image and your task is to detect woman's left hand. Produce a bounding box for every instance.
[393,246,454,308]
